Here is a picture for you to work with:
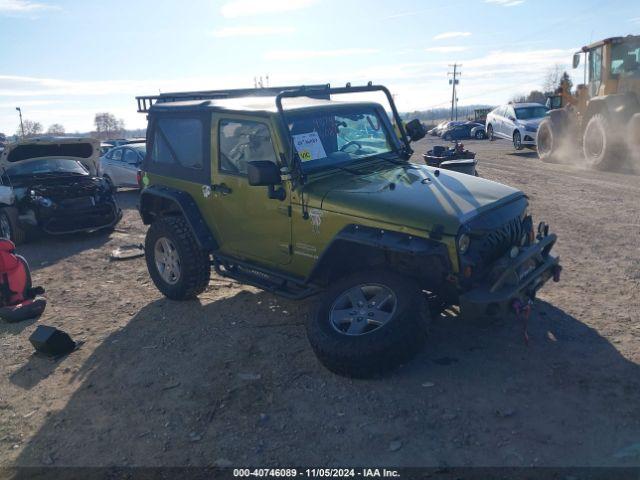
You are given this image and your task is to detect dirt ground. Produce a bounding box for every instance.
[0,137,639,470]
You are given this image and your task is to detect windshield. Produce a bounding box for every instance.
[287,106,396,171]
[611,41,640,76]
[515,106,548,120]
[5,158,88,178]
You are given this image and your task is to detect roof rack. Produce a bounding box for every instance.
[136,84,331,113]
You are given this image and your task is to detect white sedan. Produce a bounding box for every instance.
[99,142,144,188]
[485,103,548,150]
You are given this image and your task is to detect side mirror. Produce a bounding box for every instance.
[247,160,286,201]
[508,115,516,121]
[572,52,581,69]
[247,160,281,186]
[404,119,426,142]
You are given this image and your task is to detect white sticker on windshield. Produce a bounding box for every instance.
[292,132,327,162]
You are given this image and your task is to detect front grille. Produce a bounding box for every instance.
[474,215,525,264]
[60,196,95,209]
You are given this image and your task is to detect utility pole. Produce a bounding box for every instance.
[16,107,24,138]
[448,64,462,121]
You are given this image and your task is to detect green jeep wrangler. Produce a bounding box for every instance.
[136,83,561,377]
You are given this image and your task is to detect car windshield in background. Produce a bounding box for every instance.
[5,158,88,177]
[131,144,146,154]
[287,107,395,171]
[515,106,548,120]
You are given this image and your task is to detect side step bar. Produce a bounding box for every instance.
[212,255,320,300]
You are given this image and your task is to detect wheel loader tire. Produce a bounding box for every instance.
[582,113,622,171]
[629,113,640,150]
[537,117,562,163]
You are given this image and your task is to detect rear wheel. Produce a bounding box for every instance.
[306,269,429,377]
[583,113,621,170]
[486,124,494,140]
[513,130,523,150]
[145,216,211,300]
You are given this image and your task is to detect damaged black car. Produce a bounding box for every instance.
[0,137,122,243]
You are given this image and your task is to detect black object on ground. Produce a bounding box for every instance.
[423,142,478,176]
[29,325,76,356]
[0,299,47,323]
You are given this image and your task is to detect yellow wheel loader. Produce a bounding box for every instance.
[537,35,640,170]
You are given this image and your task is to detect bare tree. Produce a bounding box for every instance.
[46,123,66,136]
[17,119,43,138]
[94,112,126,140]
[543,64,564,94]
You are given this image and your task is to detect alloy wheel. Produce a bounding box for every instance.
[154,237,181,285]
[329,283,397,336]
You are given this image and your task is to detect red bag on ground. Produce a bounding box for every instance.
[0,240,46,322]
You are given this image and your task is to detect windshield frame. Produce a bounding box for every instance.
[275,84,411,179]
[285,103,401,174]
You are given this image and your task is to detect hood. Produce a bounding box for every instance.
[0,137,100,175]
[304,164,524,235]
[517,118,544,129]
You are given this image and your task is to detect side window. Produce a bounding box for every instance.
[124,149,139,165]
[111,149,123,162]
[152,117,203,169]
[218,119,277,175]
[589,47,603,96]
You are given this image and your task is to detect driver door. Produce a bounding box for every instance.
[204,114,292,267]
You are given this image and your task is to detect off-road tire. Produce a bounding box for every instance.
[582,113,621,171]
[306,269,429,378]
[145,215,210,300]
[0,208,26,245]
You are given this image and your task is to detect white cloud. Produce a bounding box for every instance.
[630,17,640,24]
[211,25,296,37]
[485,0,524,6]
[264,48,379,61]
[220,0,317,18]
[433,31,471,41]
[425,46,468,53]
[0,0,58,13]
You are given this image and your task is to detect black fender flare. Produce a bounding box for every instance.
[306,224,452,287]
[139,185,218,251]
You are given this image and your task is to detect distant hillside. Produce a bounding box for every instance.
[401,105,494,123]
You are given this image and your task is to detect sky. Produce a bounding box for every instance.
[0,0,638,134]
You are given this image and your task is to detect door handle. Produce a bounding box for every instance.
[212,183,232,195]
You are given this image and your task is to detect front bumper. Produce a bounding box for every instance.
[37,199,122,235]
[521,130,538,145]
[459,233,560,320]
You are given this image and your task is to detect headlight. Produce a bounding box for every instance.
[35,196,54,208]
[457,233,470,254]
[525,125,537,132]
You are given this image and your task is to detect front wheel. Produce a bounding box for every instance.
[0,208,25,245]
[486,124,494,140]
[582,113,621,170]
[475,130,485,139]
[513,130,523,150]
[306,270,429,377]
[145,216,211,300]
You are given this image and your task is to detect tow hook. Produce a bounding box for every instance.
[512,298,533,346]
[552,265,562,282]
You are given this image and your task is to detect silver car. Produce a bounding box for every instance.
[99,143,145,188]
[485,103,548,150]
